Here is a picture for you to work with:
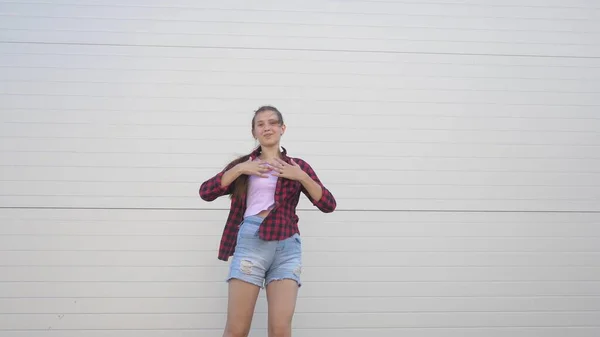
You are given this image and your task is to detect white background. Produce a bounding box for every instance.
[1,1,599,336]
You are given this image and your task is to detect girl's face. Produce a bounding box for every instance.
[253,110,285,147]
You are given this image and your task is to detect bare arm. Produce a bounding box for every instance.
[199,157,269,201]
[220,165,244,188]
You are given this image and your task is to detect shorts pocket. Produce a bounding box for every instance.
[237,221,260,241]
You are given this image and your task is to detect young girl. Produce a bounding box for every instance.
[199,106,337,337]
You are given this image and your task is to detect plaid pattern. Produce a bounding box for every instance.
[199,146,337,261]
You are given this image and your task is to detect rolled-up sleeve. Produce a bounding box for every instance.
[199,168,234,201]
[299,160,337,213]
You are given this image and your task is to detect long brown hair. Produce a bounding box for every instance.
[226,105,284,200]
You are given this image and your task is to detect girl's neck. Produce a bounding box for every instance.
[259,145,281,160]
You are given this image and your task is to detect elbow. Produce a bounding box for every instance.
[316,191,336,213]
[322,200,336,213]
[199,192,213,202]
[199,190,211,202]
[199,184,216,202]
[199,172,230,202]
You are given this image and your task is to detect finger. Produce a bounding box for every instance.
[290,159,298,166]
[277,159,289,167]
[268,160,283,169]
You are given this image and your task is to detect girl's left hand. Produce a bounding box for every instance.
[269,158,307,181]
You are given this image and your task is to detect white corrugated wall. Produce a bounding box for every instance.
[1,1,599,336]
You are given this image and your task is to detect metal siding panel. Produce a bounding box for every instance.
[1,1,599,336]
[0,209,599,336]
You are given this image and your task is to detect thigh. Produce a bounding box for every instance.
[223,279,261,337]
[266,279,299,337]
[266,234,303,287]
[228,220,276,288]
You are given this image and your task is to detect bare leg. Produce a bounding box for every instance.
[222,279,261,337]
[266,279,299,337]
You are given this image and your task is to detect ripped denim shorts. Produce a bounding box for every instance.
[227,215,302,288]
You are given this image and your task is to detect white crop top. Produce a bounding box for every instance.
[244,163,278,217]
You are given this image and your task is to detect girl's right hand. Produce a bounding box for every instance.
[236,157,271,178]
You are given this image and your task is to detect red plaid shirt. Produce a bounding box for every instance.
[199,147,337,261]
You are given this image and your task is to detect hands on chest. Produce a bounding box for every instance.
[238,157,308,182]
[268,158,307,182]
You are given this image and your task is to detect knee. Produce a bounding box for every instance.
[269,322,291,337]
[223,324,250,337]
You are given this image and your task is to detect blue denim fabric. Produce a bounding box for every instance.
[227,215,302,288]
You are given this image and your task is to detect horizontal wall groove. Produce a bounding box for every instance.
[3,27,600,47]
[2,265,599,268]
[0,326,598,331]
[4,108,600,120]
[3,2,600,19]
[3,137,599,147]
[3,52,600,68]
[1,280,600,283]
[3,310,600,315]
[4,93,600,106]
[2,250,599,253]
[3,295,599,299]
[2,235,599,238]
[4,151,596,160]
[1,15,600,34]
[4,65,600,81]
[3,167,600,174]
[1,207,600,213]
[2,41,600,59]
[5,80,600,95]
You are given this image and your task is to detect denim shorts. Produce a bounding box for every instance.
[227,215,302,288]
